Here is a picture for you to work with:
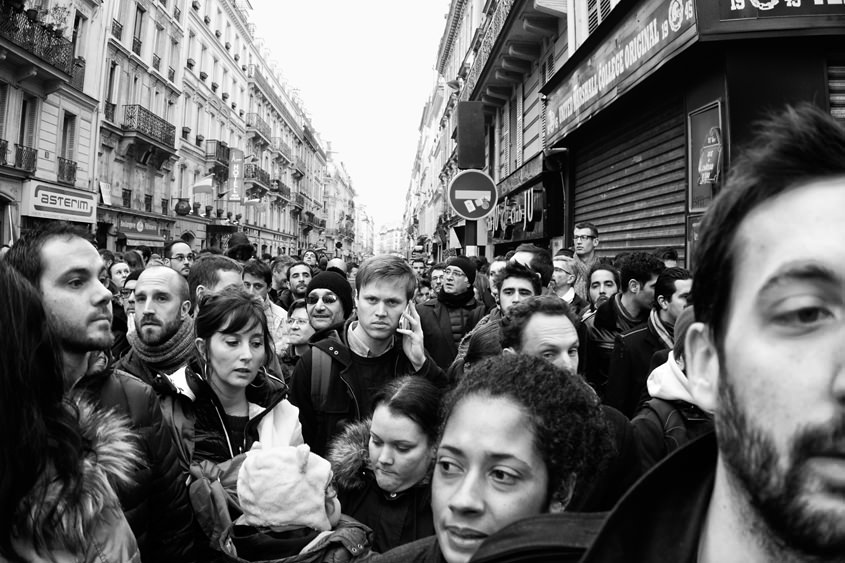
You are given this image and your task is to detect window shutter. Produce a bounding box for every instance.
[25,98,37,147]
[0,83,8,140]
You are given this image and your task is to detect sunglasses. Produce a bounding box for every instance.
[306,292,339,305]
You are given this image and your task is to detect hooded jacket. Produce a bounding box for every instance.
[289,317,446,457]
[328,420,435,552]
[631,354,714,472]
[9,397,141,563]
[76,354,197,562]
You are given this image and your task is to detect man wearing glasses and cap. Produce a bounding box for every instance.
[289,256,446,456]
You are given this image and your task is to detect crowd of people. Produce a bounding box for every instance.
[1,102,844,563]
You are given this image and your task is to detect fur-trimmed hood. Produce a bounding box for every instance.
[327,419,433,493]
[328,419,373,492]
[14,396,141,556]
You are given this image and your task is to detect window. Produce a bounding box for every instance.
[61,112,77,160]
[18,94,37,148]
[144,194,153,212]
[122,188,132,207]
[161,198,168,215]
[134,5,145,39]
[0,82,8,141]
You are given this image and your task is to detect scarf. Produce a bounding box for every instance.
[437,287,476,308]
[648,309,674,350]
[127,315,196,374]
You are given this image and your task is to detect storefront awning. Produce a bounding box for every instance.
[124,235,166,246]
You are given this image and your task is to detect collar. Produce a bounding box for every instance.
[346,321,395,358]
[561,287,576,303]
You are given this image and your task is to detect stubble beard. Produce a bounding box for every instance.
[717,369,845,559]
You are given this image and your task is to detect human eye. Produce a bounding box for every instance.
[365,296,378,304]
[369,435,383,446]
[490,467,519,486]
[250,339,263,349]
[436,458,463,476]
[395,444,412,453]
[225,339,239,347]
[156,294,169,302]
[135,294,146,303]
[502,288,514,296]
[541,349,558,360]
[68,278,84,289]
[771,301,835,330]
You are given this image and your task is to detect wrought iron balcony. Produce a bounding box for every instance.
[104,102,116,122]
[132,36,142,56]
[0,7,74,74]
[152,53,161,71]
[0,139,7,167]
[244,163,270,189]
[57,156,77,185]
[205,139,230,165]
[173,6,181,21]
[123,104,176,148]
[111,19,123,40]
[279,182,291,199]
[245,113,271,144]
[14,144,37,172]
[293,192,305,209]
[274,138,292,162]
[292,157,305,178]
[168,66,175,82]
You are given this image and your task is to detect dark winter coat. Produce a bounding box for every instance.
[632,398,714,473]
[74,355,197,562]
[364,535,445,562]
[289,318,446,457]
[606,322,668,418]
[417,294,486,370]
[581,432,716,563]
[583,295,647,400]
[10,397,142,563]
[328,420,435,552]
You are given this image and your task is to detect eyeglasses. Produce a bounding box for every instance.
[120,288,135,297]
[286,317,309,326]
[306,292,339,305]
[573,235,596,241]
[553,267,573,276]
[443,268,467,279]
[171,253,195,262]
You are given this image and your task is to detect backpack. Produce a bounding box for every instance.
[469,512,608,563]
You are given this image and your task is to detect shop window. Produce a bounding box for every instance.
[122,188,132,207]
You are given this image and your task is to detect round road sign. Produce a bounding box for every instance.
[448,170,498,221]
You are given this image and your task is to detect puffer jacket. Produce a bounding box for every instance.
[417,293,486,370]
[74,353,197,562]
[9,397,141,563]
[328,420,434,552]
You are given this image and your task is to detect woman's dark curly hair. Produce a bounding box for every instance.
[439,353,613,507]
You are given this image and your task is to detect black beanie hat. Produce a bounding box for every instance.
[306,271,354,318]
[447,256,477,285]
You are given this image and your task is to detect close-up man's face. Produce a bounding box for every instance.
[307,288,345,331]
[289,265,312,298]
[551,258,575,290]
[659,278,692,324]
[412,261,426,277]
[698,178,845,555]
[573,228,597,256]
[430,268,444,294]
[133,268,189,346]
[166,242,194,278]
[39,236,114,352]
[243,272,269,303]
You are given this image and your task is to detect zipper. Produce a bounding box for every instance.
[339,371,360,418]
[212,403,237,458]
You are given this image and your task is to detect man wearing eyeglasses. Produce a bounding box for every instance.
[417,256,486,370]
[573,222,600,301]
[552,249,590,318]
[305,270,355,341]
[164,240,194,279]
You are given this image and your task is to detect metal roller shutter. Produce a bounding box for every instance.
[573,97,687,260]
[829,56,845,124]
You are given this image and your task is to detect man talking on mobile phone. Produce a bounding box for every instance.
[289,255,447,456]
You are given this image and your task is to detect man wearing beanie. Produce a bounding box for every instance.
[306,270,355,342]
[417,255,487,370]
[115,266,196,396]
[289,255,446,456]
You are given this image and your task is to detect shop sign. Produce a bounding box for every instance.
[118,217,159,237]
[486,186,546,243]
[545,0,697,145]
[720,0,845,20]
[229,148,244,203]
[21,182,96,224]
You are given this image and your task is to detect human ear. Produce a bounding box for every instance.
[180,300,191,319]
[685,322,720,413]
[194,338,208,362]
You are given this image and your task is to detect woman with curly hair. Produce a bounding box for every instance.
[373,353,612,563]
[329,376,443,552]
[0,261,140,562]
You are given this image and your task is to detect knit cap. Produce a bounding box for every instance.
[306,271,354,318]
[237,444,334,531]
[447,256,476,285]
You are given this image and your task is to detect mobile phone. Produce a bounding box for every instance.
[399,304,411,331]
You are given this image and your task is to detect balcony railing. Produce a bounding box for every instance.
[14,144,37,172]
[279,182,291,199]
[244,163,270,188]
[294,193,305,208]
[0,9,74,74]
[70,57,85,90]
[205,139,230,165]
[152,54,161,71]
[111,19,123,40]
[123,104,176,147]
[245,113,271,141]
[104,101,116,122]
[173,6,181,21]
[0,139,7,166]
[168,66,175,82]
[295,157,306,174]
[275,139,292,161]
[132,36,142,55]
[57,156,77,184]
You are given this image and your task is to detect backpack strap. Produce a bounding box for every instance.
[310,346,332,412]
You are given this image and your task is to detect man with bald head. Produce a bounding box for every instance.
[115,266,195,395]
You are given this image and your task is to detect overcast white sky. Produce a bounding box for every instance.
[251,1,451,231]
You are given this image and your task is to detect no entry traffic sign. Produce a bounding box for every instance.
[448,170,498,221]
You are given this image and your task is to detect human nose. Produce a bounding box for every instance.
[378,446,394,466]
[447,471,484,514]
